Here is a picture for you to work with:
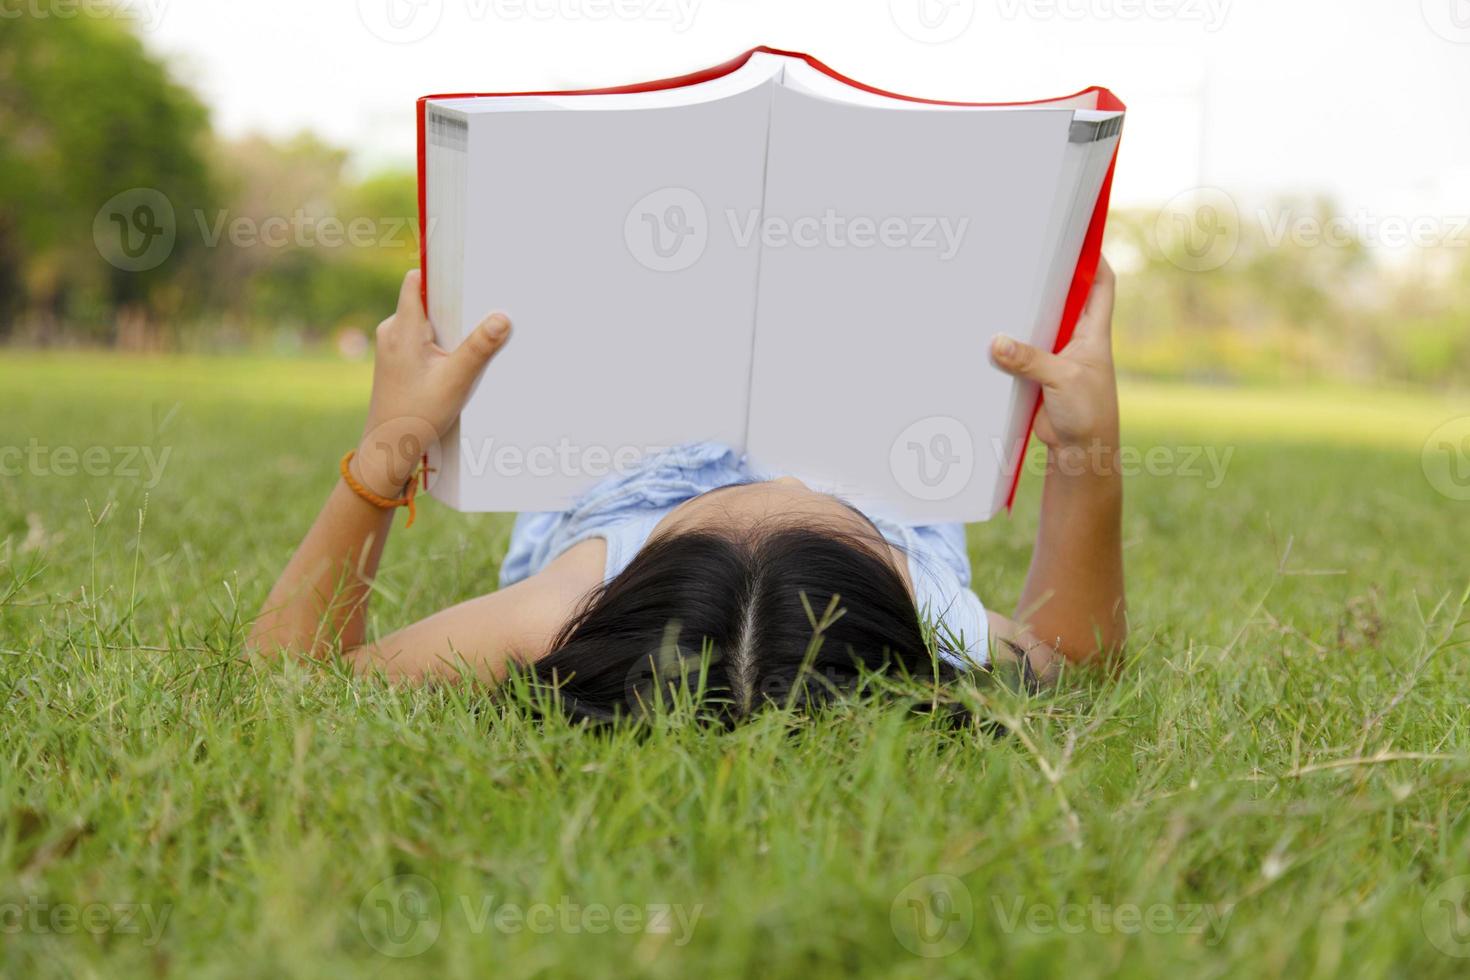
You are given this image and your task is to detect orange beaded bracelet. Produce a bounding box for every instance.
[340,449,431,528]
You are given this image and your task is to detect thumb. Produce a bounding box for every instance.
[443,312,512,394]
[1072,258,1116,348]
[990,334,1066,387]
[396,269,428,325]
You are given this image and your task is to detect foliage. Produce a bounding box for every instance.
[1108,201,1470,388]
[202,135,416,337]
[0,14,213,337]
[0,15,412,347]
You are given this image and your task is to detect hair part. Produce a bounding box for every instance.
[527,523,954,726]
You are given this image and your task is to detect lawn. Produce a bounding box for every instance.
[1,351,1467,978]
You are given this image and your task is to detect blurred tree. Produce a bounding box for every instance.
[208,134,416,336]
[1107,198,1467,387]
[0,13,214,342]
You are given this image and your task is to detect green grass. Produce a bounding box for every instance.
[1,351,1468,978]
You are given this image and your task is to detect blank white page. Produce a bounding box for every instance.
[745,86,1075,523]
[442,77,777,511]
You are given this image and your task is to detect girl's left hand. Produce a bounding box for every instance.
[355,269,511,496]
[988,258,1118,456]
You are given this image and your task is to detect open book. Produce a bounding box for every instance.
[417,47,1124,522]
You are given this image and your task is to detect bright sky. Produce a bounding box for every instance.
[129,0,1470,218]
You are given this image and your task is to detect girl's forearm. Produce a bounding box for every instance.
[1014,440,1126,664]
[246,270,511,663]
[247,459,398,660]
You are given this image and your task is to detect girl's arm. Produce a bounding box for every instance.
[246,271,579,680]
[988,258,1127,667]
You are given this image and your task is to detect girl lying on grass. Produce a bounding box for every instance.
[248,262,1126,722]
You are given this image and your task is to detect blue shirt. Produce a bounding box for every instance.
[498,442,989,669]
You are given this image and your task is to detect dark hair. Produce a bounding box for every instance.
[527,523,956,726]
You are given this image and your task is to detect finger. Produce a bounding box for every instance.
[395,269,428,325]
[1086,257,1115,318]
[442,312,512,395]
[990,334,1068,387]
[1072,257,1116,346]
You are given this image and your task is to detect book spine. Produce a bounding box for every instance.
[416,97,429,312]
